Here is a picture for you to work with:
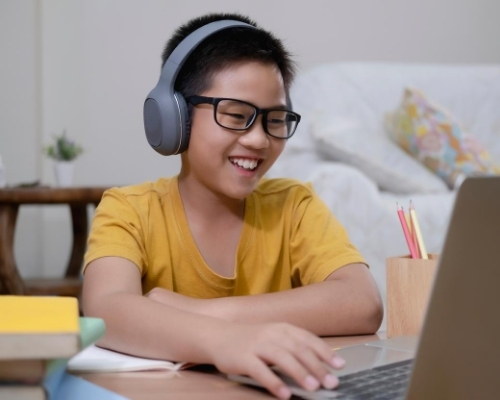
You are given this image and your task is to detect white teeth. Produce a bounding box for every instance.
[230,158,259,170]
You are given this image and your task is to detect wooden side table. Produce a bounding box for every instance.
[0,186,111,296]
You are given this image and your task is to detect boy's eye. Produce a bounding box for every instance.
[222,112,246,121]
[217,110,253,129]
[217,100,255,129]
[267,117,286,125]
[267,111,287,126]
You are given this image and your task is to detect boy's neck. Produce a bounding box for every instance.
[177,174,245,221]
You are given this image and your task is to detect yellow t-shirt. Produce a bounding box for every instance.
[84,176,365,297]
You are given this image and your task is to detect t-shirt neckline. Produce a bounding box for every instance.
[169,175,255,290]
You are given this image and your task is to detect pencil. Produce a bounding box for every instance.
[409,201,428,259]
[397,203,419,259]
[405,206,420,259]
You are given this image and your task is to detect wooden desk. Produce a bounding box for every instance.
[0,186,110,295]
[78,334,384,400]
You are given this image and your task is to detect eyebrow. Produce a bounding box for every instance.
[190,95,290,111]
[269,104,288,110]
[209,94,288,109]
[243,101,289,111]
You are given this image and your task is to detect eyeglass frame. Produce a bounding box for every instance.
[185,95,301,139]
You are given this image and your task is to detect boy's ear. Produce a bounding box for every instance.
[143,20,255,157]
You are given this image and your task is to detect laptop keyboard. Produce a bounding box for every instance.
[228,358,414,400]
[327,359,413,400]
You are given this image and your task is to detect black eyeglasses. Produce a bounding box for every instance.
[186,95,301,139]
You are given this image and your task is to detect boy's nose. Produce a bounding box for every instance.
[239,117,270,149]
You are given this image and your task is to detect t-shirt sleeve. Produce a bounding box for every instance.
[83,188,147,275]
[289,184,367,287]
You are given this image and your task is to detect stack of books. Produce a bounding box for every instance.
[0,295,123,400]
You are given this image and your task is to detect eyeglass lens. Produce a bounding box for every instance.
[215,99,298,138]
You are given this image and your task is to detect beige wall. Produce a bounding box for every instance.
[1,0,500,277]
[0,0,43,277]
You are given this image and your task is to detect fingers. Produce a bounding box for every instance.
[246,358,292,400]
[261,338,340,392]
[282,326,345,367]
[260,346,322,391]
[292,345,340,390]
[296,331,346,370]
[266,325,345,391]
[215,323,345,398]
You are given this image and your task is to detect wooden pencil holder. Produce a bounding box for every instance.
[386,254,439,338]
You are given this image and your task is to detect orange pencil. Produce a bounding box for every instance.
[409,201,428,259]
[408,200,420,258]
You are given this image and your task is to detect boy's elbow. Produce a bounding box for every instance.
[363,291,384,334]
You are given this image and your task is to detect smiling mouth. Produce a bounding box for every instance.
[228,157,261,171]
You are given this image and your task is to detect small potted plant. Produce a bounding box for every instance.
[43,130,84,187]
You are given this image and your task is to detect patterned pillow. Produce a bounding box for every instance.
[385,88,500,188]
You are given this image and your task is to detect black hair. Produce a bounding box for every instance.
[161,13,296,98]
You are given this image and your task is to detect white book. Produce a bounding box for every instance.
[67,345,188,373]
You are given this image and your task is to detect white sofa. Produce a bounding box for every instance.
[268,62,500,329]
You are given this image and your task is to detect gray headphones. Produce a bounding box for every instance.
[144,20,256,156]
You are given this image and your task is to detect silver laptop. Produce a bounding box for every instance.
[229,176,500,399]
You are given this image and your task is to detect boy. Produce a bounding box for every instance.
[82,12,383,400]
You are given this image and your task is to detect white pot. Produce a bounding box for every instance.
[54,161,75,187]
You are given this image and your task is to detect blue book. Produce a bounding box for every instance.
[0,368,128,400]
[54,372,129,400]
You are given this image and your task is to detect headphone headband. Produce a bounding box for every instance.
[144,20,255,156]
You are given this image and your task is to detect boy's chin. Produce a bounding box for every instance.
[226,190,254,201]
[222,183,259,200]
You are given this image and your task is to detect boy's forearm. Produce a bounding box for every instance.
[148,274,383,336]
[84,291,230,364]
[208,279,383,336]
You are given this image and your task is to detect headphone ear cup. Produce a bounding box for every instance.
[174,92,191,154]
[145,21,255,156]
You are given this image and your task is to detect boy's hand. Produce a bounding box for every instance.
[144,287,347,398]
[209,322,345,400]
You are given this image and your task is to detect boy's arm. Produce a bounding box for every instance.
[83,256,346,400]
[146,263,383,336]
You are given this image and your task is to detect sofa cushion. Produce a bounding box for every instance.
[385,87,500,188]
[310,114,449,194]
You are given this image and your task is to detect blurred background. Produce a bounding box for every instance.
[1,0,499,278]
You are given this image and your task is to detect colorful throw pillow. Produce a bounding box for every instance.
[385,88,500,189]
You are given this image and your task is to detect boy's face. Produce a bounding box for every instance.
[181,61,288,200]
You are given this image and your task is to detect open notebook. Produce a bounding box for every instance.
[67,345,189,373]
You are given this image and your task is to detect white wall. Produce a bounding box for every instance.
[1,0,500,277]
[0,0,43,277]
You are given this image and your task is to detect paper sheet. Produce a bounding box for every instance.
[67,345,187,373]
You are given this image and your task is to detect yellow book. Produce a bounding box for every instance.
[0,296,80,360]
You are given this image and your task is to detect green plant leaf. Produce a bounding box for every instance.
[42,130,84,161]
